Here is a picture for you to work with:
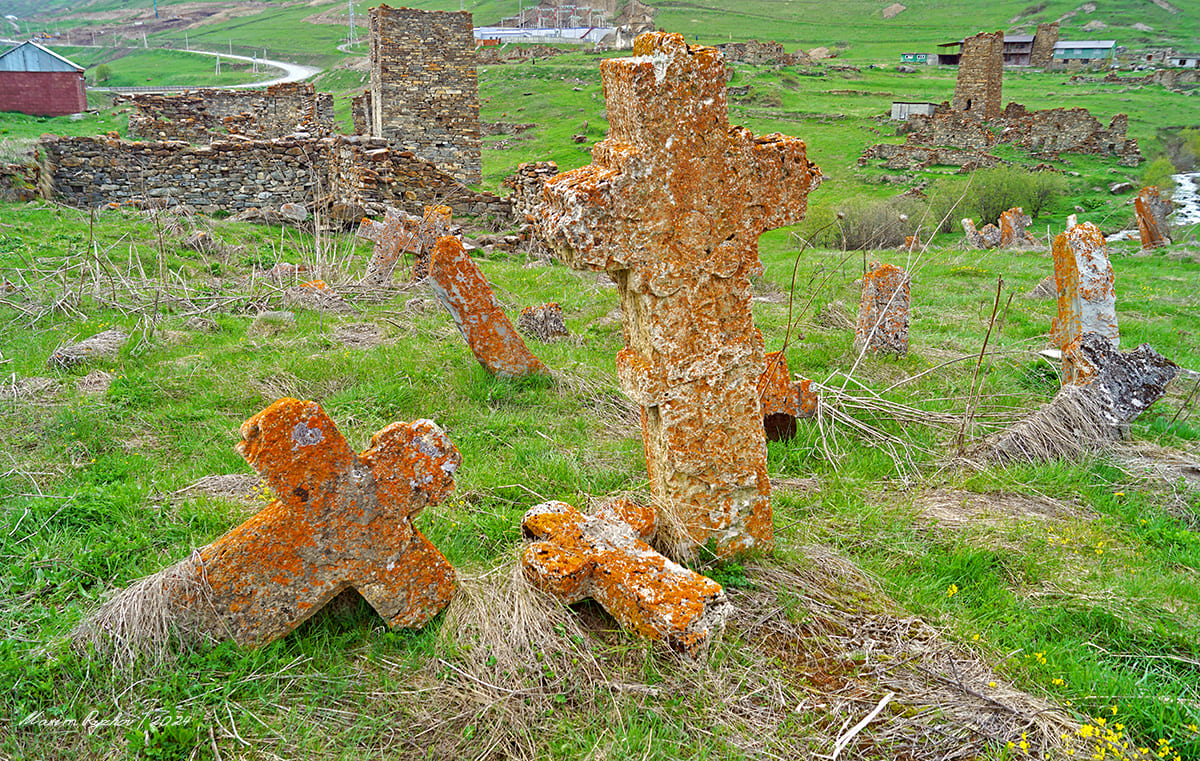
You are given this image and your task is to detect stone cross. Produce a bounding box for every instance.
[1052,221,1118,384]
[180,398,460,647]
[854,262,911,357]
[1134,186,1172,250]
[357,204,452,285]
[428,236,549,378]
[521,498,730,659]
[536,32,821,556]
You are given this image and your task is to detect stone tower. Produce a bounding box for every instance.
[953,31,1004,119]
[368,5,481,185]
[1030,22,1059,68]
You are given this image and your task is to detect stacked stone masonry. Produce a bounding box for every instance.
[715,40,811,67]
[953,31,1004,119]
[120,83,334,143]
[38,134,509,220]
[368,5,481,185]
[861,102,1141,170]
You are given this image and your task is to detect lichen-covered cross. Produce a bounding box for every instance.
[357,203,452,285]
[521,499,730,659]
[187,397,460,647]
[536,32,821,556]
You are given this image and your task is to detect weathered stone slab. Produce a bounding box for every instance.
[1134,186,1172,250]
[998,206,1032,247]
[758,351,802,441]
[1052,221,1118,384]
[962,218,1003,249]
[48,329,128,370]
[854,262,910,357]
[536,32,820,556]
[358,204,451,285]
[517,302,570,342]
[428,236,549,378]
[521,498,730,659]
[85,398,460,650]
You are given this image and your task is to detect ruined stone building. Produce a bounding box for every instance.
[358,5,481,185]
[119,83,334,142]
[952,31,1004,118]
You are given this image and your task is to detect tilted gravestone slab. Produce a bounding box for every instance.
[521,498,730,659]
[536,32,821,556]
[427,236,549,378]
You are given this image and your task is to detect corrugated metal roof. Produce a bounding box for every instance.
[1005,35,1036,43]
[0,41,84,73]
[1054,40,1116,49]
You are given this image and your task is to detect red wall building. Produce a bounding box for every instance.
[0,41,87,117]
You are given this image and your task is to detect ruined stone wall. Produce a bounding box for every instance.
[351,91,371,135]
[38,135,323,212]
[871,101,1141,168]
[715,40,810,67]
[1030,22,1059,68]
[37,134,510,220]
[122,83,334,143]
[953,31,1004,119]
[368,5,481,185]
[327,137,509,220]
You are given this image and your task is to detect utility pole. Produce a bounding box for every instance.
[348,0,356,45]
[184,31,188,50]
[215,55,221,75]
[228,38,232,55]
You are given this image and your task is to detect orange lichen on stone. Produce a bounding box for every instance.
[796,377,818,419]
[902,234,921,252]
[854,262,911,357]
[1134,186,1172,250]
[758,351,800,441]
[300,279,328,290]
[1052,221,1118,384]
[357,204,452,285]
[998,207,1033,247]
[521,499,730,659]
[171,398,460,648]
[535,32,821,557]
[428,235,549,378]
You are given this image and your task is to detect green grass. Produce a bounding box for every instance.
[45,46,271,88]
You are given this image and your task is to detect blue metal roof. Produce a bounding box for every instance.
[0,41,84,73]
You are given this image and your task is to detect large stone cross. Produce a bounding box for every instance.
[186,398,460,647]
[536,32,821,556]
[521,498,730,659]
[358,204,452,285]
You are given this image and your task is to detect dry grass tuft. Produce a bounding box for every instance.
[981,384,1116,464]
[72,551,226,667]
[914,489,1092,528]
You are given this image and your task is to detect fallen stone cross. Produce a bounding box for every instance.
[358,204,452,286]
[1052,221,1118,384]
[1134,186,1172,250]
[79,398,460,651]
[428,236,549,378]
[517,302,570,342]
[998,207,1033,247]
[536,32,821,556]
[854,262,911,357]
[521,498,730,659]
[987,335,1178,463]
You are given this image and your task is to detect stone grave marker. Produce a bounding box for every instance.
[428,236,549,378]
[84,398,461,650]
[521,498,730,659]
[358,204,452,286]
[517,302,570,342]
[536,32,821,556]
[1052,221,1118,384]
[998,207,1033,247]
[854,262,910,357]
[1134,186,1172,250]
